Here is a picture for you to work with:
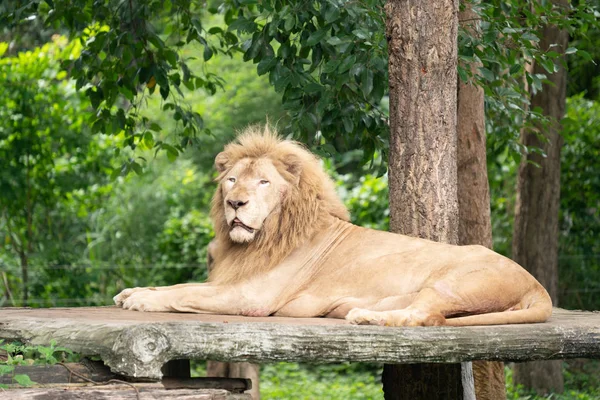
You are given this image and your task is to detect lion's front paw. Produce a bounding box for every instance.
[346,308,387,326]
[113,287,155,306]
[121,290,172,312]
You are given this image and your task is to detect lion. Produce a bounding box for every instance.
[114,125,552,327]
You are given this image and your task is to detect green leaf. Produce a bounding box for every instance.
[142,131,155,149]
[257,57,278,76]
[228,17,257,33]
[147,33,165,49]
[0,365,14,375]
[323,6,341,23]
[457,65,469,82]
[338,55,356,74]
[323,59,341,73]
[118,86,134,101]
[342,117,354,133]
[164,50,178,67]
[149,123,162,132]
[192,18,202,33]
[14,374,36,387]
[521,32,539,42]
[540,57,557,74]
[577,50,594,63]
[304,82,322,93]
[479,67,495,81]
[284,15,295,31]
[244,34,264,62]
[565,47,577,55]
[130,161,143,175]
[361,69,374,97]
[509,64,521,75]
[203,46,213,61]
[306,29,328,47]
[160,84,170,100]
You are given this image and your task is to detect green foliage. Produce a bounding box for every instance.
[219,0,389,162]
[465,0,598,160]
[506,362,600,400]
[82,157,214,299]
[336,172,389,231]
[558,96,600,310]
[487,147,518,257]
[487,95,600,311]
[261,362,383,400]
[0,36,114,303]
[6,1,596,167]
[0,340,79,388]
[567,1,600,101]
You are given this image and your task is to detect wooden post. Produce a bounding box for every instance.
[162,359,191,378]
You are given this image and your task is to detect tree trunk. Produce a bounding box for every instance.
[457,4,506,400]
[20,251,28,306]
[206,362,260,400]
[512,0,568,394]
[385,1,470,399]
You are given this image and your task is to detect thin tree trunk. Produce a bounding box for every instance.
[512,0,568,394]
[20,251,28,306]
[385,1,470,398]
[457,4,506,399]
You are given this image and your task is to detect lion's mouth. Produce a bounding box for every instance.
[231,218,255,233]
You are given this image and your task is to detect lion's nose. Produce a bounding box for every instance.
[228,199,248,210]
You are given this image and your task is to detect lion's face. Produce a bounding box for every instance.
[220,157,290,243]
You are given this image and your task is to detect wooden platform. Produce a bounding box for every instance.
[1,307,599,380]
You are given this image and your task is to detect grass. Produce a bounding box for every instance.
[260,362,383,400]
[255,361,600,400]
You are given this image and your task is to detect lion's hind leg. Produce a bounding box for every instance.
[346,288,450,327]
[346,307,446,327]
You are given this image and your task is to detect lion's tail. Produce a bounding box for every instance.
[444,286,553,327]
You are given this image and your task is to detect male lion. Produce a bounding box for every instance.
[114,126,552,327]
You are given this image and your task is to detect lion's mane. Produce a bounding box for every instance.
[208,125,349,284]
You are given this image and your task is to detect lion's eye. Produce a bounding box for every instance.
[259,179,270,186]
[228,177,236,183]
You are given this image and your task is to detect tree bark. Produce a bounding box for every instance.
[457,3,506,399]
[385,1,469,399]
[19,250,28,306]
[512,0,569,394]
[206,362,259,400]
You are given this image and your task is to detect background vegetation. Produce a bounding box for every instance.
[1,0,599,398]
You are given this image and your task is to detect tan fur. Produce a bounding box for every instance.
[114,125,553,328]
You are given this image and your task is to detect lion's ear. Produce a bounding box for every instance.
[215,152,229,172]
[283,154,303,184]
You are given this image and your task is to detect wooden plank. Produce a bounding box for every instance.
[3,386,251,399]
[0,361,117,384]
[0,307,599,380]
[0,363,250,392]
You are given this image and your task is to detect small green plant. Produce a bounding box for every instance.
[0,340,79,388]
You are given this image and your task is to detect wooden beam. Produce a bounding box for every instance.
[0,362,251,393]
[3,386,251,399]
[0,307,598,380]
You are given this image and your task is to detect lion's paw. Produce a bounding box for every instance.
[113,287,155,306]
[121,290,171,312]
[346,308,387,326]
